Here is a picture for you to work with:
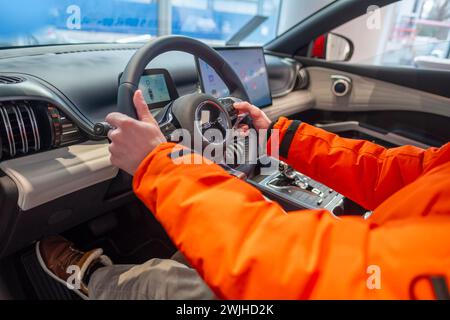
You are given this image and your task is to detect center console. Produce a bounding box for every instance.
[248,159,345,214]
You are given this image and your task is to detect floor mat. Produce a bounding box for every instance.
[21,248,80,300]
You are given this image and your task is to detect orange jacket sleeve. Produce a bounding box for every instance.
[269,118,449,210]
[133,143,448,300]
[133,143,369,299]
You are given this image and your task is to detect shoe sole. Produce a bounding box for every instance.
[35,241,89,300]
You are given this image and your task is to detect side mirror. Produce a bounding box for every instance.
[309,33,354,62]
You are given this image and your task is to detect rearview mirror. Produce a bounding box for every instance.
[309,33,354,62]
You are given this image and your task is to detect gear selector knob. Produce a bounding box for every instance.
[279,162,309,189]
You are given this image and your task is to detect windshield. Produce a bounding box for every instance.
[0,0,335,48]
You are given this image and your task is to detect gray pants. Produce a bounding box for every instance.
[88,252,215,300]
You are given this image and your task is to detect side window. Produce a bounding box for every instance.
[310,0,450,70]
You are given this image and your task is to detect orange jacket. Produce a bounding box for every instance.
[133,117,450,300]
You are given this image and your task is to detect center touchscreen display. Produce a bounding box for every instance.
[197,47,272,108]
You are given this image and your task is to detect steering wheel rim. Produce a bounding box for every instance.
[117,35,250,119]
[116,35,255,177]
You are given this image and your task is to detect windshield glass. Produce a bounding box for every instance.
[0,0,335,48]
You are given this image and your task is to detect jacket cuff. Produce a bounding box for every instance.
[267,117,291,142]
[267,117,302,159]
[133,142,179,190]
[279,120,302,159]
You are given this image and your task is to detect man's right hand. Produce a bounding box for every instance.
[233,101,271,133]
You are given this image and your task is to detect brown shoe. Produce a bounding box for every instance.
[36,235,112,299]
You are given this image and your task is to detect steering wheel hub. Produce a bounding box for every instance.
[195,99,231,145]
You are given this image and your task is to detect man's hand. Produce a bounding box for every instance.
[233,101,271,134]
[106,90,167,175]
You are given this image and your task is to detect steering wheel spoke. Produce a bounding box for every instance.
[159,121,178,142]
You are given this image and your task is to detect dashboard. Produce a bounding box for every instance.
[0,43,305,257]
[134,47,273,109]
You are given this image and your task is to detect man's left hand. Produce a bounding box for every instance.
[106,90,167,175]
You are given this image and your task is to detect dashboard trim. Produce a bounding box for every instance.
[264,90,315,121]
[0,140,118,211]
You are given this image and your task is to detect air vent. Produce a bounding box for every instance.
[0,75,26,85]
[0,101,85,161]
[46,105,84,147]
[0,102,41,159]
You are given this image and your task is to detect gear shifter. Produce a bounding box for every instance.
[257,160,343,210]
[279,162,309,190]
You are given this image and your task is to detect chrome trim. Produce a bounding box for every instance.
[0,106,16,157]
[0,107,14,156]
[60,115,81,141]
[296,68,309,90]
[158,112,173,132]
[331,75,352,97]
[17,103,38,152]
[26,104,41,151]
[12,105,28,153]
[331,75,352,82]
[61,129,80,135]
[194,100,231,146]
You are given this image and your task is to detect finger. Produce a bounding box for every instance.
[238,124,250,132]
[233,101,252,112]
[105,112,132,128]
[235,124,249,137]
[107,128,114,141]
[109,154,120,169]
[134,90,157,125]
[108,142,116,156]
[237,128,250,137]
[234,102,260,117]
[107,127,121,142]
[108,142,125,157]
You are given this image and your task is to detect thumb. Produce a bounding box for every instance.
[133,90,157,124]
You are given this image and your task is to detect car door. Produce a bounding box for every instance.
[266,0,450,149]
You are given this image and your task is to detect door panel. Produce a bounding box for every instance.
[297,57,450,99]
[306,66,450,118]
[288,59,450,148]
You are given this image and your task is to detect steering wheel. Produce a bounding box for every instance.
[94,35,256,176]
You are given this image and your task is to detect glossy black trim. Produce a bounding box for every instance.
[0,173,19,253]
[292,109,450,147]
